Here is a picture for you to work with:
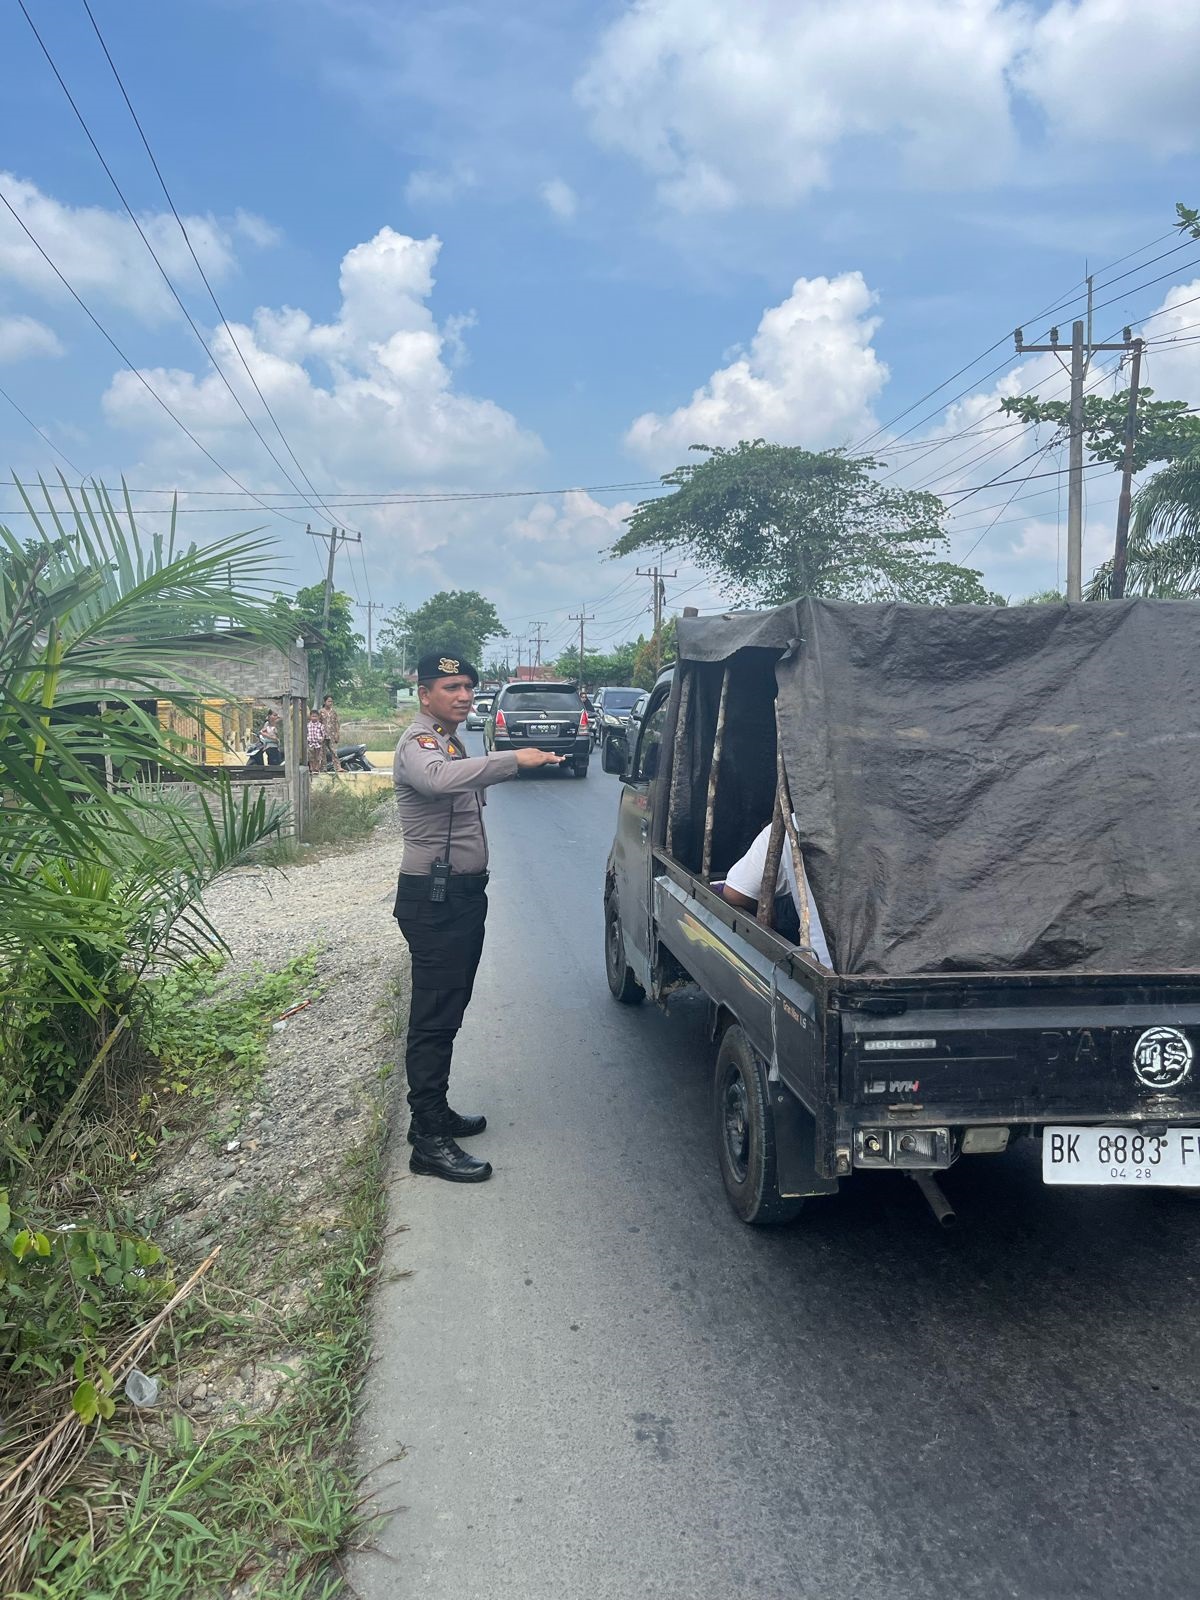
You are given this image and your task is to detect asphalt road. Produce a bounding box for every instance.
[352,738,1200,1600]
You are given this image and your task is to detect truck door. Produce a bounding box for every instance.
[611,685,671,986]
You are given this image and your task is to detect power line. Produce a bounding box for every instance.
[0,380,87,477]
[17,0,337,538]
[77,0,361,544]
[0,182,310,529]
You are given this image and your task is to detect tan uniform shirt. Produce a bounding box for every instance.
[393,712,519,874]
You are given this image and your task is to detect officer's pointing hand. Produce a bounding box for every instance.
[515,748,564,768]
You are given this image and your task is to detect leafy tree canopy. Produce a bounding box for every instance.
[382,589,508,669]
[272,584,362,695]
[612,441,1002,606]
[999,389,1200,473]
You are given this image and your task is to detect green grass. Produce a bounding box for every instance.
[12,1114,390,1600]
[303,783,392,847]
[2,950,401,1599]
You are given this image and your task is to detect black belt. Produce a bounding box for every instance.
[396,871,489,898]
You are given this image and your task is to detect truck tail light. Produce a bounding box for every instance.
[579,709,588,731]
[494,709,506,731]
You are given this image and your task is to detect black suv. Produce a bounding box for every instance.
[592,686,644,771]
[484,682,591,777]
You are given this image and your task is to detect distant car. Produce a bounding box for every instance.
[592,687,644,770]
[599,689,649,773]
[465,693,494,731]
[484,681,590,778]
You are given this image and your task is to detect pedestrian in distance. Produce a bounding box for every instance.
[320,693,343,775]
[258,708,284,766]
[392,650,562,1182]
[305,707,326,777]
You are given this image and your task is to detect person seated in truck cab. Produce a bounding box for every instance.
[721,818,833,967]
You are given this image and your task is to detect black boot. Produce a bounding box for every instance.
[409,1133,493,1183]
[407,1108,486,1144]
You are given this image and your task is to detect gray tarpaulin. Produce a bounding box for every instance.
[678,599,1200,976]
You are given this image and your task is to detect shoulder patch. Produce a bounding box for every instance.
[414,734,440,751]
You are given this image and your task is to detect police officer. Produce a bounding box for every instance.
[393,651,562,1182]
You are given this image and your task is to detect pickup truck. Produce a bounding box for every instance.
[603,597,1200,1226]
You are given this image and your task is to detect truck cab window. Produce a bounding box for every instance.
[632,691,669,783]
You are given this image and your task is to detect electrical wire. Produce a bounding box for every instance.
[77,0,362,546]
[0,379,87,477]
[17,0,344,551]
[0,183,311,529]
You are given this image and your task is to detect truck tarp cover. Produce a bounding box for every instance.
[679,598,1200,976]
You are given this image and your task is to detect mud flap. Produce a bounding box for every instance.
[771,1084,839,1198]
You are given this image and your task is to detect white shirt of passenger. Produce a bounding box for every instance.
[723,819,833,968]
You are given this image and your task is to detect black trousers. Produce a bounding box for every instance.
[393,874,488,1134]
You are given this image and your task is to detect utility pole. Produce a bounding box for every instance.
[529,621,547,670]
[569,606,595,685]
[1014,313,1133,601]
[356,600,384,669]
[306,525,362,701]
[516,638,524,677]
[636,561,677,669]
[1111,336,1145,601]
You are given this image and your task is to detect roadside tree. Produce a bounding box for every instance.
[384,589,508,668]
[612,441,1002,606]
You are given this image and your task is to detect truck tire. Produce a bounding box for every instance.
[713,1025,805,1226]
[573,758,590,778]
[604,895,645,1005]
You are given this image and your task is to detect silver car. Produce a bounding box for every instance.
[465,693,494,730]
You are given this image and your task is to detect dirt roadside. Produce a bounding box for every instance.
[137,806,409,1423]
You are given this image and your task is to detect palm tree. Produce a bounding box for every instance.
[0,479,289,1132]
[1087,457,1200,598]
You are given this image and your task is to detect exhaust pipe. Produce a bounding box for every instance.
[910,1170,956,1228]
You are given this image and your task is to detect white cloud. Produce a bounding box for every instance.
[0,313,63,362]
[404,163,478,205]
[576,0,1024,209]
[625,271,887,466]
[577,0,1200,210]
[540,179,578,221]
[1019,0,1200,158]
[103,228,540,483]
[232,209,283,249]
[0,173,263,324]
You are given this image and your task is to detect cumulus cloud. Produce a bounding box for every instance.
[576,0,1024,208]
[0,313,63,362]
[0,173,265,323]
[625,272,887,466]
[102,227,541,488]
[1019,0,1200,157]
[540,179,579,221]
[577,0,1200,209]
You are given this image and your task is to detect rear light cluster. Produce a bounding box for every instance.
[495,709,507,731]
[579,709,588,730]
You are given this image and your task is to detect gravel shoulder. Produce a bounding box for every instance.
[138,806,409,1419]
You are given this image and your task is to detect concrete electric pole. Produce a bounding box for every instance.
[305,525,362,701]
[637,562,677,670]
[357,600,385,669]
[1014,306,1134,602]
[569,606,595,684]
[1111,337,1145,601]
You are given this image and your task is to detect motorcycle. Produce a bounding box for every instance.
[328,744,373,772]
[246,739,284,767]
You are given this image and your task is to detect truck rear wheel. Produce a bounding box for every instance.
[713,1025,805,1226]
[604,895,644,1005]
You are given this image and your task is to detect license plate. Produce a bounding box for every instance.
[528,722,555,734]
[1042,1126,1200,1186]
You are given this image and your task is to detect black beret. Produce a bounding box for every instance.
[416,651,479,686]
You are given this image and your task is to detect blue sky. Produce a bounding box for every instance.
[0,0,1198,658]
